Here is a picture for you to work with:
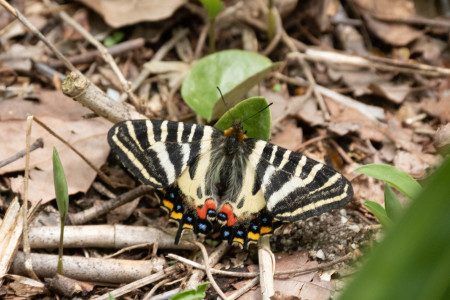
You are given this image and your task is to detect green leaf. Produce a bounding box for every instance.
[181,50,278,120]
[53,147,69,218]
[340,157,450,300]
[170,282,210,300]
[364,200,392,228]
[214,97,271,141]
[199,0,224,19]
[104,31,124,47]
[355,164,422,199]
[384,185,403,222]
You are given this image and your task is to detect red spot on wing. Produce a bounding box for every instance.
[219,204,237,226]
[196,198,217,219]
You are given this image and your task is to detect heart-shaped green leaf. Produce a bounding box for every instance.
[181,50,278,120]
[214,97,271,141]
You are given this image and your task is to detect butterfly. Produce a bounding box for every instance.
[108,118,353,247]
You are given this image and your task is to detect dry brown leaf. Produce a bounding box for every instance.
[296,97,326,127]
[393,150,429,179]
[76,0,188,28]
[368,82,412,104]
[421,95,450,123]
[353,0,415,19]
[272,119,303,151]
[0,91,91,121]
[435,123,450,152]
[324,97,385,141]
[363,13,423,46]
[0,44,44,72]
[2,116,111,204]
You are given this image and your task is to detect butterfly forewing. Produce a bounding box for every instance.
[108,120,217,188]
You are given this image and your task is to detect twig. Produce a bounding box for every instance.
[32,117,117,188]
[166,253,258,278]
[195,23,209,60]
[57,11,140,109]
[296,135,330,152]
[0,138,43,169]
[298,48,450,77]
[88,264,180,300]
[106,243,154,259]
[185,242,230,290]
[22,116,40,282]
[68,185,153,225]
[227,276,260,300]
[262,7,282,56]
[275,68,386,122]
[194,242,227,300]
[329,139,354,165]
[48,38,145,69]
[124,29,189,102]
[297,55,331,121]
[0,0,79,74]
[142,278,170,300]
[258,235,275,299]
[275,252,354,277]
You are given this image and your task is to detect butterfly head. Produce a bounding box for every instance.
[223,120,247,141]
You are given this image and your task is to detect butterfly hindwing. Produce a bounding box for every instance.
[248,140,353,222]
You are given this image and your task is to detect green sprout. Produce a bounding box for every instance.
[199,0,224,53]
[52,147,69,274]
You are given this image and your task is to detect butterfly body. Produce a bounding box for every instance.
[108,119,353,247]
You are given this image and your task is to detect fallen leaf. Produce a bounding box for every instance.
[353,0,415,19]
[368,82,412,104]
[296,97,326,127]
[271,119,303,151]
[363,13,423,46]
[2,116,111,205]
[421,94,450,123]
[393,150,429,179]
[324,97,385,141]
[0,90,91,121]
[76,0,188,28]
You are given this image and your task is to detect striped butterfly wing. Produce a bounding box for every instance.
[248,140,353,222]
[108,120,218,188]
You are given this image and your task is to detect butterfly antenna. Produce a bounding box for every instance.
[242,102,273,125]
[217,87,236,123]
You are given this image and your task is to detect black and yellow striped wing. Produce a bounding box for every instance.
[108,120,220,188]
[248,141,352,222]
[108,119,353,247]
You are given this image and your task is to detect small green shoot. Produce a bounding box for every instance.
[356,164,422,199]
[356,164,421,228]
[267,0,276,41]
[199,0,224,53]
[53,147,69,274]
[104,31,124,47]
[170,282,210,300]
[363,201,393,228]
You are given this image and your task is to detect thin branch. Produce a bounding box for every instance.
[0,0,79,74]
[194,242,227,299]
[22,116,40,282]
[0,138,43,169]
[68,185,153,225]
[57,10,140,108]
